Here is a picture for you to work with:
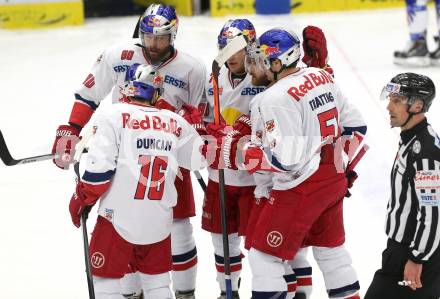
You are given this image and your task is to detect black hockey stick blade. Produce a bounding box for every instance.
[0,130,88,166]
[0,130,55,166]
[132,15,141,38]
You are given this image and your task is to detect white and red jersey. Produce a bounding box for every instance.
[249,94,273,199]
[250,67,366,191]
[204,67,265,186]
[81,102,206,245]
[70,41,207,128]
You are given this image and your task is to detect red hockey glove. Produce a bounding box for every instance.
[69,182,96,228]
[206,122,228,139]
[302,25,328,68]
[232,114,252,136]
[202,122,227,169]
[155,98,176,112]
[202,129,251,170]
[178,104,207,135]
[201,136,222,169]
[222,130,250,170]
[52,124,81,170]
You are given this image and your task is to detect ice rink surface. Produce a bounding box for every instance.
[0,7,440,298]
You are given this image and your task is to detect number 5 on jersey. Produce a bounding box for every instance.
[318,107,341,139]
[134,155,168,200]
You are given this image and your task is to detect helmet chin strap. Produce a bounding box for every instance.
[401,102,423,128]
[400,112,414,128]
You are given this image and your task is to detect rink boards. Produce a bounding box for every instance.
[0,0,84,29]
[210,0,406,17]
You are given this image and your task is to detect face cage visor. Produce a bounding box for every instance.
[139,17,177,46]
[244,42,270,73]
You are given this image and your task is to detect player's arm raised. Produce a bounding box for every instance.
[52,47,117,169]
[302,25,334,75]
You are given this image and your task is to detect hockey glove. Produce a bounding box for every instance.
[222,130,250,170]
[302,26,328,69]
[178,104,207,135]
[345,170,358,198]
[206,122,228,139]
[69,182,97,228]
[52,124,81,170]
[232,114,252,136]
[204,129,251,170]
[201,136,222,169]
[155,98,176,112]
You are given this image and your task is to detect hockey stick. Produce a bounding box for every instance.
[346,144,368,173]
[73,162,96,299]
[0,130,57,166]
[194,170,207,191]
[0,129,87,166]
[72,131,95,299]
[212,35,248,299]
[132,15,141,38]
[345,144,369,198]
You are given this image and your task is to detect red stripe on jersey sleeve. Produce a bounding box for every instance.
[69,102,95,128]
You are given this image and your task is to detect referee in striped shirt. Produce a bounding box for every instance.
[365,73,440,299]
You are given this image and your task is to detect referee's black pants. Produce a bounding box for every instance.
[365,239,440,299]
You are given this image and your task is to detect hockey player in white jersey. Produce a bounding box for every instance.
[202,20,325,299]
[68,64,206,299]
[200,19,261,299]
[205,24,334,299]
[212,28,367,299]
[51,4,206,298]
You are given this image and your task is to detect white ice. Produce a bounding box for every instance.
[0,7,439,299]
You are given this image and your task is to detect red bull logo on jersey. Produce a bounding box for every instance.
[260,44,281,57]
[287,70,334,102]
[122,113,182,137]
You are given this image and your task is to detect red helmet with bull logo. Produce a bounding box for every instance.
[257,28,301,69]
[218,19,256,49]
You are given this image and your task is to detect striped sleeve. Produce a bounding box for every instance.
[410,159,440,263]
[70,48,115,127]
